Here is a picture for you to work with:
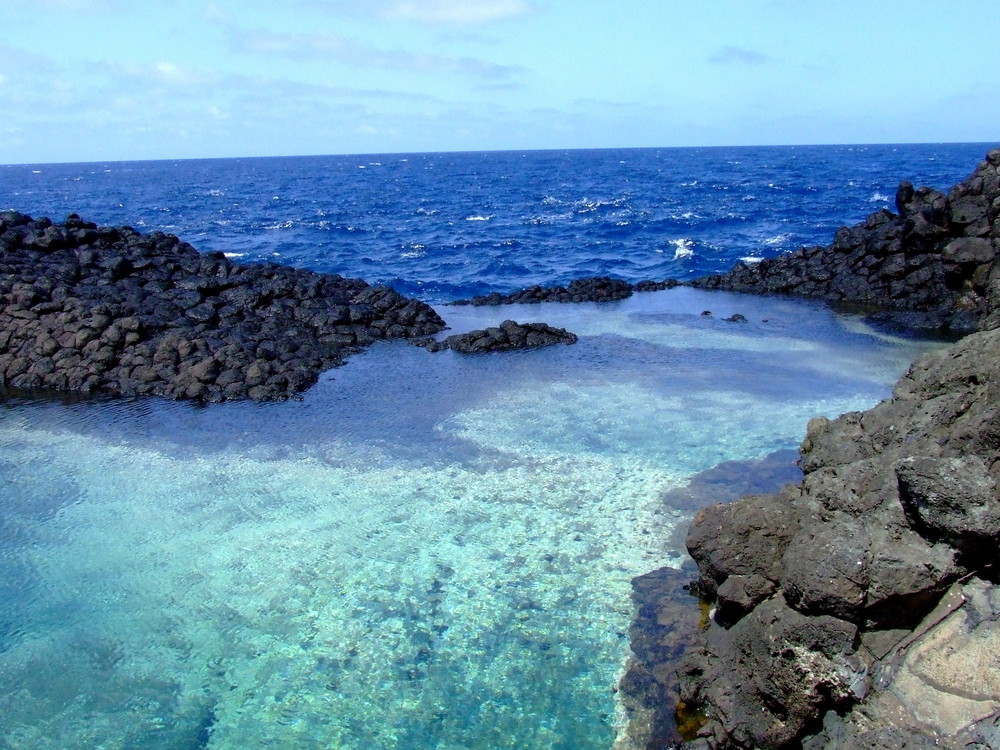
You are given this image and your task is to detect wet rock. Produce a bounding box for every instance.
[617,563,705,750]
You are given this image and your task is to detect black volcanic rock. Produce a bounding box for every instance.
[674,327,1000,748]
[0,211,445,402]
[416,319,577,353]
[691,149,1000,334]
[627,149,1000,749]
[451,276,636,305]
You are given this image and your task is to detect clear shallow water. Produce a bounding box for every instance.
[0,287,941,749]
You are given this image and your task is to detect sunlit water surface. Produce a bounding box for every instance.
[0,288,940,749]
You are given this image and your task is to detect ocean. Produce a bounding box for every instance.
[0,143,990,749]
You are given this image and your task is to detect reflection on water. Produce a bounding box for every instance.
[0,288,940,749]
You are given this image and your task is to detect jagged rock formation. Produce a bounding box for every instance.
[451,276,678,306]
[616,451,804,749]
[675,326,1000,748]
[415,319,577,353]
[0,211,445,401]
[623,148,1000,749]
[692,149,1000,334]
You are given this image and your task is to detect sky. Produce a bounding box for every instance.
[0,0,998,163]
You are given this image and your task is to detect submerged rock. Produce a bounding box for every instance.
[0,211,445,402]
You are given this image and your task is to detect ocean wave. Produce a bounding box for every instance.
[670,238,694,260]
[400,244,427,259]
[574,195,630,215]
[869,191,891,203]
[466,215,494,222]
[763,233,793,246]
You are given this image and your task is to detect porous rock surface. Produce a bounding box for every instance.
[692,149,1000,334]
[674,323,1000,748]
[623,149,1000,749]
[0,211,445,402]
[415,319,577,353]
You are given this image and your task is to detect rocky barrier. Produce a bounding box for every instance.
[691,149,1000,334]
[0,211,445,402]
[623,149,1000,749]
[451,276,678,306]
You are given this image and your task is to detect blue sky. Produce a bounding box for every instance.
[1,0,997,163]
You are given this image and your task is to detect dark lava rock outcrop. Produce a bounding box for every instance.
[452,276,678,306]
[692,149,1000,334]
[416,319,577,353]
[622,148,1000,750]
[673,325,1000,749]
[0,211,445,402]
[617,451,804,749]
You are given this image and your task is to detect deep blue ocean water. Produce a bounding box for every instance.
[3,143,991,303]
[0,144,992,749]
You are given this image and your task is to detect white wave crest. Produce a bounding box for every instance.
[670,238,694,260]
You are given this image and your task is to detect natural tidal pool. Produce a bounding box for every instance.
[0,288,940,749]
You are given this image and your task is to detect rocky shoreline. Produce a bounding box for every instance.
[623,149,1000,749]
[0,211,593,402]
[691,150,1000,335]
[0,210,446,402]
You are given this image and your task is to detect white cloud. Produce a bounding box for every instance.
[8,0,117,9]
[231,28,522,80]
[302,0,533,25]
[709,46,771,65]
[382,0,532,24]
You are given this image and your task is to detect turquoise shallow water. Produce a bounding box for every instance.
[0,288,939,749]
